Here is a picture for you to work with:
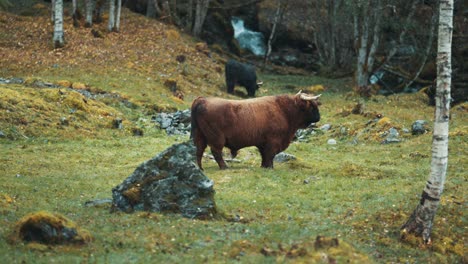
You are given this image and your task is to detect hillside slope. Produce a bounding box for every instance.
[0,6,227,103]
[0,6,232,139]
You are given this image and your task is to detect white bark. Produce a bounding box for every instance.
[85,0,94,27]
[108,0,121,32]
[264,0,282,66]
[72,0,77,16]
[192,0,210,37]
[53,0,64,48]
[108,0,115,32]
[355,1,369,88]
[402,0,453,244]
[72,0,79,27]
[366,0,381,74]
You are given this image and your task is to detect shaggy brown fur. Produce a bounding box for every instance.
[191,93,321,169]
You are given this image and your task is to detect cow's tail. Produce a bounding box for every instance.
[190,97,204,140]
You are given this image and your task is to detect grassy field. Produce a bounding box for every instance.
[1,6,467,264]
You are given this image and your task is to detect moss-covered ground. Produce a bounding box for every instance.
[0,5,466,263]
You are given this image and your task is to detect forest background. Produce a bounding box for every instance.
[0,0,466,263]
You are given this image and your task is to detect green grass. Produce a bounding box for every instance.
[1,73,466,263]
[1,6,465,262]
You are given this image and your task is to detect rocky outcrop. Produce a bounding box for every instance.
[154,109,191,135]
[112,141,217,219]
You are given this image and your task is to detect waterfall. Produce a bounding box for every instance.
[231,17,266,56]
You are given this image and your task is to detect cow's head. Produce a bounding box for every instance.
[295,91,321,126]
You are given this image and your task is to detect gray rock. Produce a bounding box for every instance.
[0,131,5,138]
[295,127,319,142]
[412,120,429,135]
[320,124,331,131]
[112,141,217,219]
[327,139,337,145]
[157,113,172,129]
[382,127,400,144]
[274,152,296,163]
[155,110,191,135]
[0,77,24,84]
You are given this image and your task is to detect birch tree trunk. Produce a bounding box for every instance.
[108,0,122,32]
[108,0,115,31]
[354,1,369,89]
[401,0,453,244]
[85,0,94,27]
[147,0,161,18]
[72,0,79,27]
[162,0,172,23]
[115,0,121,32]
[354,0,382,96]
[53,0,65,48]
[192,0,210,37]
[263,0,283,67]
[366,0,381,75]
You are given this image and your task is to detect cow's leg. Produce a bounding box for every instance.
[193,136,207,170]
[210,146,228,170]
[226,79,235,94]
[258,145,276,169]
[247,86,255,97]
[230,149,238,159]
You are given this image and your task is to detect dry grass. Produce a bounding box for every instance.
[0,5,466,264]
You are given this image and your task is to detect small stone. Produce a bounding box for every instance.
[158,113,172,129]
[60,117,69,126]
[0,131,5,138]
[327,139,337,145]
[112,118,123,129]
[320,124,331,131]
[382,127,400,144]
[412,120,429,135]
[274,152,296,163]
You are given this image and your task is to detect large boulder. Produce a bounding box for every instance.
[112,141,217,219]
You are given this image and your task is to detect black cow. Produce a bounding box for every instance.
[225,59,262,97]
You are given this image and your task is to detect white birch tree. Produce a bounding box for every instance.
[353,0,382,96]
[108,0,122,32]
[72,0,80,27]
[85,0,95,27]
[263,0,285,67]
[401,0,454,244]
[53,0,65,48]
[192,0,210,37]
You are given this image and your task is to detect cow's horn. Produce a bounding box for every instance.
[257,81,263,86]
[296,90,303,96]
[300,93,321,101]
